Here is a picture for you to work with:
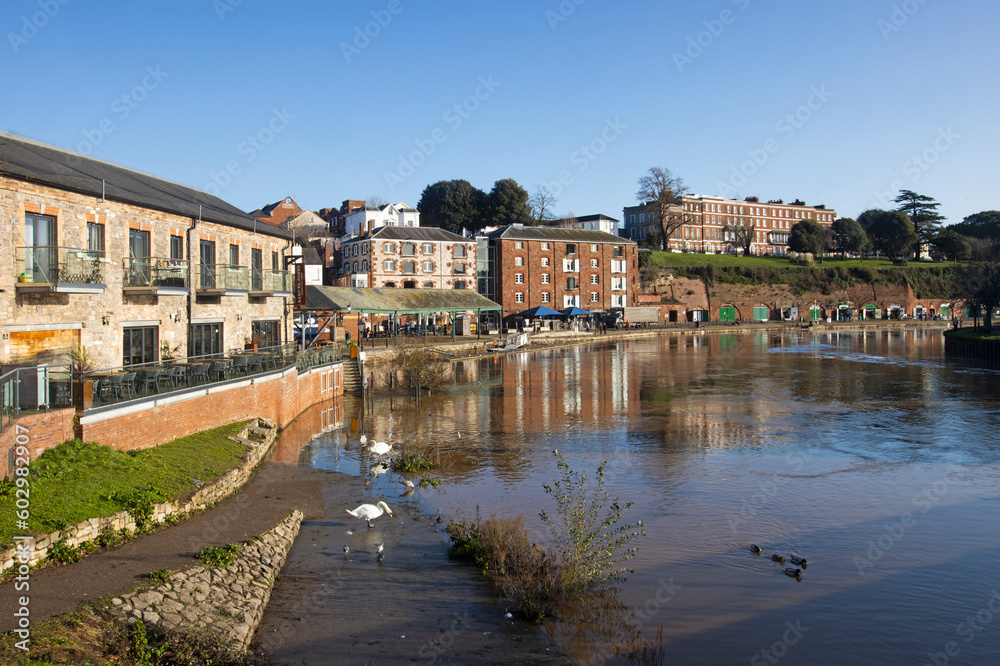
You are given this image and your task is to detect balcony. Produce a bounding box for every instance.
[123,257,190,295]
[15,246,107,294]
[249,268,292,297]
[196,264,248,296]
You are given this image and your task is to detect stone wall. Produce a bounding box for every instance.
[0,417,278,576]
[107,510,303,652]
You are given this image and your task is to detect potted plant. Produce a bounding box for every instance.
[245,333,260,350]
[160,340,181,362]
[69,345,96,410]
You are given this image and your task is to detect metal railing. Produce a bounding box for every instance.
[15,246,106,285]
[123,256,190,289]
[198,264,249,291]
[0,364,73,431]
[251,268,291,293]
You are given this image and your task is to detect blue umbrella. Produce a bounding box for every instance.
[561,307,590,317]
[517,306,562,318]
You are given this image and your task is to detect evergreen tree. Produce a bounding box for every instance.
[893,190,944,258]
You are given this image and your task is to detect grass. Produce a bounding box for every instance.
[195,543,242,568]
[0,607,268,665]
[0,421,248,545]
[947,329,1000,341]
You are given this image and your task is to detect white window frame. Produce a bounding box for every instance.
[384,260,395,271]
[514,273,524,284]
[541,273,550,284]
[515,292,524,303]
[541,257,550,267]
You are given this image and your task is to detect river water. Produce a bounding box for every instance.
[288,328,1000,665]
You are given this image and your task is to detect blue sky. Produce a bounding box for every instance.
[4,0,997,225]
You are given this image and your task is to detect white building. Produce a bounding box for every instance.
[343,202,419,237]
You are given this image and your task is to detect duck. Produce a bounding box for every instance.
[369,441,392,456]
[771,553,786,564]
[346,501,393,528]
[784,567,802,578]
[789,554,807,567]
[376,542,384,557]
[750,544,761,554]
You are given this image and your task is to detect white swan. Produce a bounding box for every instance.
[346,501,393,527]
[400,479,415,489]
[369,441,392,456]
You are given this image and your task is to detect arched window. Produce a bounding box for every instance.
[402,243,416,256]
[454,245,467,258]
[384,260,395,271]
[403,261,416,274]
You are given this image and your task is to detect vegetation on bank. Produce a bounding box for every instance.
[0,607,268,665]
[947,329,1000,342]
[643,251,958,299]
[0,422,248,545]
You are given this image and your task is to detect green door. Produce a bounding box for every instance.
[810,306,821,321]
[941,305,949,317]
[719,306,736,322]
[752,306,768,322]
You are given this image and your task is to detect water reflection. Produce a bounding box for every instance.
[281,329,1000,665]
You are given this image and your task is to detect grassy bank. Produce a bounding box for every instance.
[947,329,1000,342]
[0,422,247,545]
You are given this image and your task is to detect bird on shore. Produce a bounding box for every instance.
[772,553,786,564]
[376,543,384,557]
[784,567,802,579]
[343,544,349,557]
[369,441,392,456]
[377,550,385,565]
[504,609,514,622]
[750,544,761,554]
[346,501,393,528]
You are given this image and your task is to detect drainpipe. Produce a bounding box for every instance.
[186,205,201,352]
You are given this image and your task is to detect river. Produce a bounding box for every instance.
[284,327,1000,665]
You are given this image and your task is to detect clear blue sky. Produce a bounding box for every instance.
[4,0,997,225]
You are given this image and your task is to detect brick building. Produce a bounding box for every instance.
[251,196,303,228]
[340,227,476,290]
[479,225,638,324]
[623,195,838,256]
[0,131,293,370]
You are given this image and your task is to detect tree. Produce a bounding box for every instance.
[487,178,531,228]
[723,207,755,255]
[829,217,871,258]
[894,190,945,258]
[636,167,689,252]
[932,229,971,262]
[366,194,389,207]
[417,180,488,234]
[950,211,1000,241]
[788,219,828,257]
[859,209,919,261]
[527,186,558,226]
[953,259,1000,331]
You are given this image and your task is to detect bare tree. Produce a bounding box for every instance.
[528,186,558,226]
[724,206,755,255]
[366,194,389,208]
[636,167,689,251]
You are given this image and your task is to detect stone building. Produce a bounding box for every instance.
[0,131,293,370]
[479,225,639,324]
[340,226,476,290]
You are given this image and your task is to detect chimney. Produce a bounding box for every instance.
[367,219,373,237]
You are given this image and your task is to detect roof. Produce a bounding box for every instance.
[570,214,620,223]
[300,247,323,265]
[304,285,500,313]
[343,226,470,245]
[485,224,636,244]
[0,131,290,240]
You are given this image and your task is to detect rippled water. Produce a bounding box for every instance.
[291,328,1000,665]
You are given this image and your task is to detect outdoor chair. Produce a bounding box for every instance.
[247,355,266,374]
[168,365,187,388]
[157,367,175,391]
[188,364,209,385]
[119,372,138,399]
[232,355,251,376]
[208,361,230,382]
[140,369,160,394]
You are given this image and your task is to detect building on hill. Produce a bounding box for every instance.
[251,196,303,228]
[280,210,331,241]
[552,214,620,235]
[343,202,419,237]
[623,195,838,256]
[0,130,293,370]
[479,224,639,327]
[319,199,366,237]
[339,226,476,291]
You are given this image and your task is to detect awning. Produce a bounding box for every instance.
[517,306,563,318]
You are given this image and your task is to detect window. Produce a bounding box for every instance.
[229,244,240,267]
[612,294,625,308]
[454,280,466,289]
[362,260,369,271]
[515,241,523,249]
[384,243,396,254]
[353,261,359,272]
[613,245,624,258]
[123,326,156,366]
[252,320,280,348]
[515,273,524,284]
[454,245,466,258]
[251,247,263,290]
[424,281,435,288]
[514,256,524,266]
[566,243,576,254]
[541,273,550,284]
[541,257,550,267]
[403,261,416,274]
[611,260,625,273]
[611,277,625,291]
[199,240,216,289]
[384,281,396,288]
[352,245,358,256]
[24,212,57,282]
[402,243,416,256]
[590,259,598,268]
[384,260,395,271]
[170,235,184,260]
[591,274,599,284]
[541,242,549,250]
[272,251,278,269]
[87,221,105,252]
[515,292,524,303]
[423,244,434,254]
[189,322,222,357]
[591,292,600,302]
[567,277,577,290]
[454,262,466,274]
[563,259,578,272]
[423,261,434,272]
[591,244,598,252]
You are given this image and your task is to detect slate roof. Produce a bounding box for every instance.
[484,224,635,244]
[0,131,289,240]
[342,226,470,245]
[304,285,500,313]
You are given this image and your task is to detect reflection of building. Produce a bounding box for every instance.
[479,225,639,323]
[340,227,477,289]
[623,195,837,256]
[0,131,292,369]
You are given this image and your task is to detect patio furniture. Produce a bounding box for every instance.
[119,372,138,399]
[139,368,161,394]
[208,360,230,382]
[188,363,209,385]
[247,354,266,374]
[168,365,187,388]
[232,355,251,376]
